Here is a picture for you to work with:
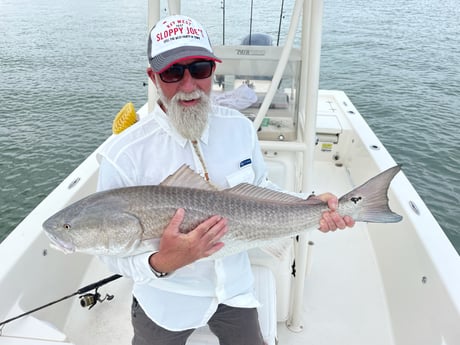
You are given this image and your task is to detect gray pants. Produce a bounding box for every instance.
[131,298,265,345]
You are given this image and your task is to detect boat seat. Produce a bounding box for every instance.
[187,264,277,345]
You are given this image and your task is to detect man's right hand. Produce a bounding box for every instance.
[149,208,228,274]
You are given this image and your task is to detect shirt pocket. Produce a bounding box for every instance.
[225,166,255,187]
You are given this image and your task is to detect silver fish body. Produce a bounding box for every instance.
[43,165,403,258]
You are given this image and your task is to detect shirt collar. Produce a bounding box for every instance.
[154,103,210,147]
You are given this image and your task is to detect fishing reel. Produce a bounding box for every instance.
[79,287,115,310]
[0,274,122,332]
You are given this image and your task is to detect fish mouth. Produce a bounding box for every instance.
[44,232,76,254]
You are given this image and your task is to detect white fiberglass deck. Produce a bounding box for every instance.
[275,162,393,345]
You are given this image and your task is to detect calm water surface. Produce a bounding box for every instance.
[1,0,459,253]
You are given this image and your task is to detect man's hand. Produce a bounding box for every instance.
[149,208,228,273]
[315,193,355,232]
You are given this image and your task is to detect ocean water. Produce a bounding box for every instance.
[0,0,459,254]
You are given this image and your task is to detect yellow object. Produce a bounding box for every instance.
[112,102,138,134]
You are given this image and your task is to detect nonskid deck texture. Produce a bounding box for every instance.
[277,222,393,345]
[276,162,394,345]
[58,162,394,345]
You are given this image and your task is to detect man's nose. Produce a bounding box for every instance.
[178,69,196,92]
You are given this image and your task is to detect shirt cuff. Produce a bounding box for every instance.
[140,251,175,279]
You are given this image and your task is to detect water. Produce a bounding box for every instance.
[1,0,459,254]
[320,0,460,253]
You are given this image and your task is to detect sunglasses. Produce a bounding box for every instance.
[159,61,215,83]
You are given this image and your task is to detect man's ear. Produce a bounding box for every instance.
[146,67,157,86]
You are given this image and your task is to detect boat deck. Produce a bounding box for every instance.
[277,225,394,345]
[56,162,394,345]
[275,162,393,345]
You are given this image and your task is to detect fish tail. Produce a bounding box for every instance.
[339,165,403,223]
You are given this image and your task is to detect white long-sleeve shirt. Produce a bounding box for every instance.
[97,103,271,331]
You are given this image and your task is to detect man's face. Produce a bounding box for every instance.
[148,58,214,104]
[147,59,215,140]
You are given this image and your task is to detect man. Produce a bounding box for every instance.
[98,14,354,345]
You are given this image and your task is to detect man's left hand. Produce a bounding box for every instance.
[315,193,355,232]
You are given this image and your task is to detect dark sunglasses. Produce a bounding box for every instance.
[159,60,215,83]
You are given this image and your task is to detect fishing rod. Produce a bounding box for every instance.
[277,0,286,46]
[0,274,122,332]
[248,0,254,45]
[221,0,226,45]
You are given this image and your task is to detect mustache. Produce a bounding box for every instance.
[172,90,204,102]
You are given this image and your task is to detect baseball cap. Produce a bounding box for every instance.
[148,15,222,73]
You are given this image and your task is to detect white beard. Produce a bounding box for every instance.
[157,87,210,141]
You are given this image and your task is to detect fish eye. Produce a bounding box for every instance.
[63,223,72,230]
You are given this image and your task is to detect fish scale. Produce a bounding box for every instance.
[43,165,403,258]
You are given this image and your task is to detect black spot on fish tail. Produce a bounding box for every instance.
[350,196,362,204]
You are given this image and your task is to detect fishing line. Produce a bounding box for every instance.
[0,274,122,334]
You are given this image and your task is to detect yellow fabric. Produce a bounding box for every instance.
[112,102,137,134]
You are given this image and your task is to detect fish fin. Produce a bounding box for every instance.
[260,238,294,259]
[304,196,328,205]
[339,165,403,223]
[226,183,305,203]
[161,165,219,191]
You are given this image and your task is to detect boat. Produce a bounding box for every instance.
[1,0,459,344]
